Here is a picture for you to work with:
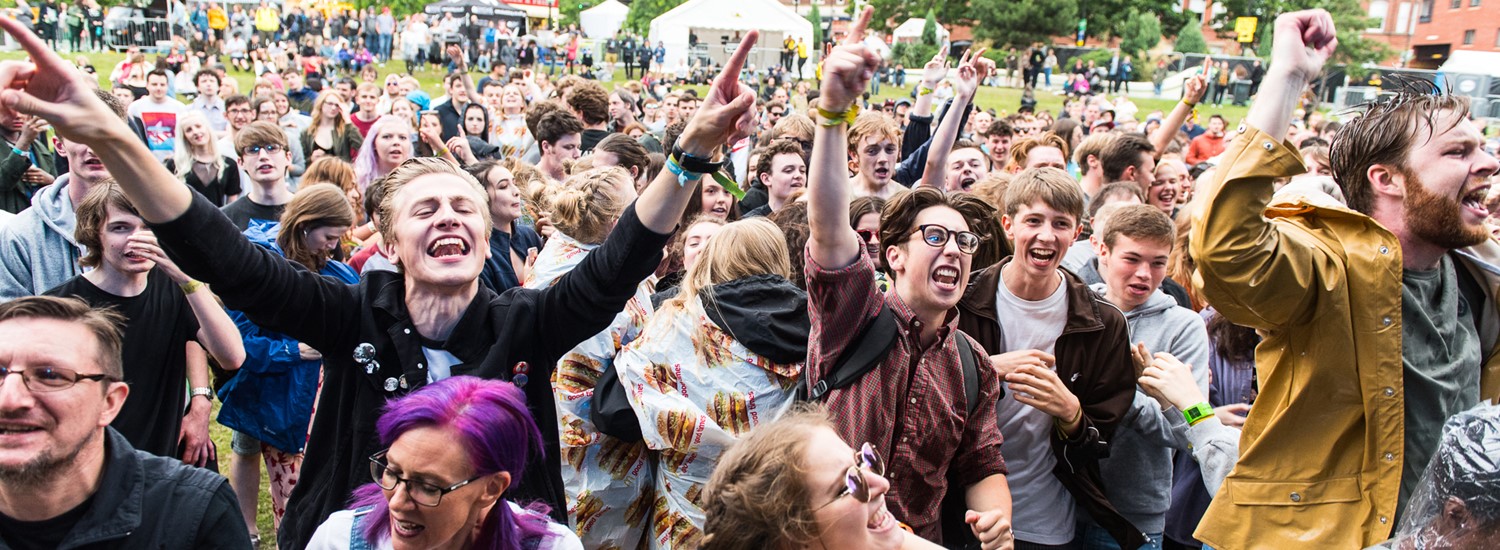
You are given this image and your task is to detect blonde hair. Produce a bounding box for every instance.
[846,111,901,156]
[546,167,632,245]
[701,405,831,550]
[664,218,790,313]
[375,158,493,246]
[172,110,222,180]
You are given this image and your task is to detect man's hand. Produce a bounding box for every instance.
[1183,58,1209,105]
[445,136,476,164]
[1130,342,1152,378]
[920,48,949,90]
[952,48,988,100]
[0,18,126,146]
[817,7,880,114]
[1138,351,1208,411]
[674,30,759,158]
[21,166,54,188]
[989,349,1053,379]
[16,115,43,146]
[1214,403,1252,428]
[179,395,215,468]
[1006,364,1081,422]
[1269,10,1338,83]
[446,44,466,71]
[130,231,192,284]
[966,508,1015,550]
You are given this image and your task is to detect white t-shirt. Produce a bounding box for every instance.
[128,97,187,162]
[306,502,584,550]
[993,270,1075,545]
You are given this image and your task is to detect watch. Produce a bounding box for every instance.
[669,146,725,175]
[191,387,213,400]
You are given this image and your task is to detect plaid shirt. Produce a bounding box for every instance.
[805,250,1007,542]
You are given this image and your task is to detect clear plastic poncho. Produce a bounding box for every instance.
[1368,402,1500,549]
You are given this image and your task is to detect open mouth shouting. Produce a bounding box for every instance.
[1026,247,1058,269]
[932,264,962,292]
[1460,184,1491,221]
[867,504,896,533]
[426,236,472,260]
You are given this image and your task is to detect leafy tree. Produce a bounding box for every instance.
[1174,20,1208,54]
[624,0,687,34]
[809,1,823,50]
[1082,0,1187,42]
[971,0,1076,48]
[351,0,428,17]
[559,0,602,30]
[1208,0,1390,74]
[1119,9,1162,58]
[920,7,937,46]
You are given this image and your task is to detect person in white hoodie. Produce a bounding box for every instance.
[0,88,126,301]
[1078,203,1211,549]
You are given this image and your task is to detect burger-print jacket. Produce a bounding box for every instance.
[618,274,810,550]
[525,230,657,550]
[150,192,671,550]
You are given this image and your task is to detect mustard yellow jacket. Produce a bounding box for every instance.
[1187,125,1500,549]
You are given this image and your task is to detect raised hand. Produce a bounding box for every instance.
[1270,10,1338,82]
[954,48,989,99]
[818,6,880,113]
[675,30,760,158]
[1184,57,1209,105]
[921,48,949,89]
[0,18,124,146]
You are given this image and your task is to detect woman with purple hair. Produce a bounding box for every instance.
[306,376,584,550]
[352,114,414,193]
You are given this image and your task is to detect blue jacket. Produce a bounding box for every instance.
[216,220,358,454]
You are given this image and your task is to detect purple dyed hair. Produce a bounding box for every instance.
[349,376,555,550]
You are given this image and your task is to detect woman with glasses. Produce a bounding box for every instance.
[306,376,583,550]
[700,406,941,550]
[616,217,810,549]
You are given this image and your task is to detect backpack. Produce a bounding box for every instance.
[798,304,981,417]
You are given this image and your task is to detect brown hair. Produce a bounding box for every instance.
[1074,132,1117,175]
[594,133,650,179]
[564,81,610,126]
[768,202,810,289]
[308,91,349,134]
[1329,81,1471,215]
[304,157,357,198]
[1166,212,1205,311]
[846,111,901,156]
[877,187,994,278]
[1100,133,1155,182]
[375,158,494,246]
[235,120,290,157]
[665,218,790,312]
[766,113,815,147]
[1007,133,1071,172]
[534,109,584,148]
[75,181,134,270]
[278,183,356,271]
[1002,167,1086,223]
[701,405,831,550]
[755,139,808,185]
[1101,203,1176,249]
[0,296,126,380]
[547,167,632,245]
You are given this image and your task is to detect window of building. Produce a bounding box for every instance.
[1421,0,1435,22]
[1451,0,1462,8]
[1495,28,1500,47]
[1464,29,1475,44]
[1471,0,1480,7]
[1397,2,1414,34]
[1368,0,1390,31]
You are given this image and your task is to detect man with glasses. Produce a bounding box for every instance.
[957,167,1140,549]
[219,122,293,231]
[805,10,1013,547]
[0,296,250,549]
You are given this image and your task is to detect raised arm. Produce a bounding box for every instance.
[137,231,246,370]
[1150,57,1209,159]
[807,7,879,270]
[920,50,990,189]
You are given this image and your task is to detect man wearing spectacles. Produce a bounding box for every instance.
[219,121,294,231]
[957,167,1140,549]
[0,296,251,549]
[806,11,1013,548]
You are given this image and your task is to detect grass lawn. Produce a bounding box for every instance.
[0,48,1253,125]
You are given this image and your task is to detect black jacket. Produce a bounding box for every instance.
[151,192,671,550]
[0,428,248,550]
[957,259,1146,549]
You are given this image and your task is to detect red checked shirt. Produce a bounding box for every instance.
[805,250,1007,543]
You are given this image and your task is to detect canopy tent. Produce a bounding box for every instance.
[1439,50,1500,77]
[648,0,813,76]
[891,17,948,45]
[579,0,629,39]
[424,0,528,36]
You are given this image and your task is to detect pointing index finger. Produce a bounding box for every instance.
[0,17,66,74]
[844,6,873,46]
[715,30,759,95]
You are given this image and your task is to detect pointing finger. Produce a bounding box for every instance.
[716,30,760,97]
[0,18,66,75]
[844,6,873,46]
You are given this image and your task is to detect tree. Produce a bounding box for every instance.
[920,7,938,46]
[560,0,601,30]
[809,1,823,50]
[624,0,686,34]
[1082,0,1188,42]
[1174,20,1209,54]
[1119,9,1162,58]
[1208,0,1391,74]
[351,0,426,17]
[970,0,1076,48]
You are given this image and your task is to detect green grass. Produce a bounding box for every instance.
[208,400,278,549]
[0,49,1251,125]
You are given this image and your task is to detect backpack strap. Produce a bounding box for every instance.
[956,334,980,417]
[802,304,899,402]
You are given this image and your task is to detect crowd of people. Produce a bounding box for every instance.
[1,5,1499,550]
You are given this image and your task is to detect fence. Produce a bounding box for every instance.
[105,17,174,51]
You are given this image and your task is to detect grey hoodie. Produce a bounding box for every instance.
[1083,283,1211,534]
[0,174,85,301]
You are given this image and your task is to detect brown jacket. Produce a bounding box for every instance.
[957,259,1144,548]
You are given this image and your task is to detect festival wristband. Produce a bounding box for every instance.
[1183,402,1214,426]
[670,146,725,174]
[816,103,859,127]
[180,280,204,295]
[917,85,934,97]
[665,155,705,187]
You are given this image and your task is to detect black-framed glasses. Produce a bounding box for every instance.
[911,224,981,255]
[244,144,284,155]
[369,449,485,507]
[814,442,886,511]
[0,365,113,393]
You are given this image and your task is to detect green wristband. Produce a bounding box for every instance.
[1183,402,1214,426]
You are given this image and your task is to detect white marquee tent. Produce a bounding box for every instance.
[580,0,630,39]
[892,17,948,45]
[648,0,813,75]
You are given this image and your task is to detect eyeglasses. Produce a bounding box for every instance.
[0,365,114,393]
[814,442,886,511]
[244,144,284,155]
[855,229,877,243]
[911,224,981,255]
[369,450,485,507]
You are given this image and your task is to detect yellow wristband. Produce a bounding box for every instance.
[436,147,450,157]
[816,103,860,127]
[180,280,204,295]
